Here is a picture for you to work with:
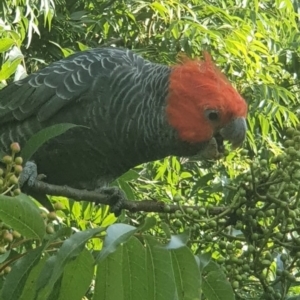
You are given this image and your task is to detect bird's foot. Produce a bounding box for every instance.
[196,137,223,160]
[98,186,126,217]
[19,161,38,187]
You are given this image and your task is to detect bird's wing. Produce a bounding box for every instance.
[0,48,140,124]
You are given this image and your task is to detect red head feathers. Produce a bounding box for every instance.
[166,52,247,146]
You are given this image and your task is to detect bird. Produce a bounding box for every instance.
[0,47,248,214]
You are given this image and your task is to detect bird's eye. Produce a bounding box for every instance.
[205,110,219,122]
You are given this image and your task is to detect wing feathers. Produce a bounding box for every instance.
[0,48,147,124]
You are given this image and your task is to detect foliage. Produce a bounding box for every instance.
[0,0,300,299]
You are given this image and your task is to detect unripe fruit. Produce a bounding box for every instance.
[208,220,217,228]
[198,207,206,215]
[175,210,183,218]
[9,175,18,185]
[173,194,182,202]
[53,202,64,210]
[217,257,225,264]
[261,260,271,267]
[205,234,212,242]
[3,231,13,243]
[192,210,199,218]
[227,244,234,250]
[46,224,54,234]
[248,245,255,253]
[285,127,295,137]
[174,220,182,228]
[235,275,242,281]
[256,210,264,218]
[235,242,243,249]
[12,231,21,239]
[164,205,171,212]
[240,149,248,155]
[275,232,284,240]
[2,156,13,164]
[219,241,226,249]
[185,207,193,214]
[10,142,20,153]
[288,210,296,219]
[242,264,250,272]
[14,157,23,165]
[4,266,11,274]
[14,165,23,175]
[47,212,57,220]
[232,281,239,288]
[284,139,294,147]
[13,188,21,196]
[287,147,297,156]
[260,159,268,167]
[280,254,288,262]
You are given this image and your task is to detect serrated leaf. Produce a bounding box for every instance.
[0,246,44,300]
[96,223,137,262]
[22,123,83,162]
[0,194,45,240]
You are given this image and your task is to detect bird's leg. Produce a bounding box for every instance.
[19,161,39,187]
[96,186,126,217]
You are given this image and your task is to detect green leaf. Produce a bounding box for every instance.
[36,227,103,298]
[21,123,83,162]
[137,216,157,232]
[0,194,45,240]
[0,246,44,300]
[58,248,94,300]
[93,241,124,300]
[96,223,137,262]
[0,57,23,81]
[163,231,190,250]
[0,38,15,53]
[144,236,176,300]
[171,247,201,300]
[94,237,147,300]
[198,253,234,299]
[202,271,235,300]
[19,255,48,300]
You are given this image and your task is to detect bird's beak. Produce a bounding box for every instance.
[220,117,247,149]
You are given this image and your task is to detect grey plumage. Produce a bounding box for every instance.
[0,48,209,190]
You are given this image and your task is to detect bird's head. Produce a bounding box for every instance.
[166,52,247,156]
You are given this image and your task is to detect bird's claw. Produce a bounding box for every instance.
[196,137,223,160]
[98,186,126,217]
[19,161,38,187]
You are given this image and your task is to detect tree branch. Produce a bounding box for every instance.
[27,179,226,215]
